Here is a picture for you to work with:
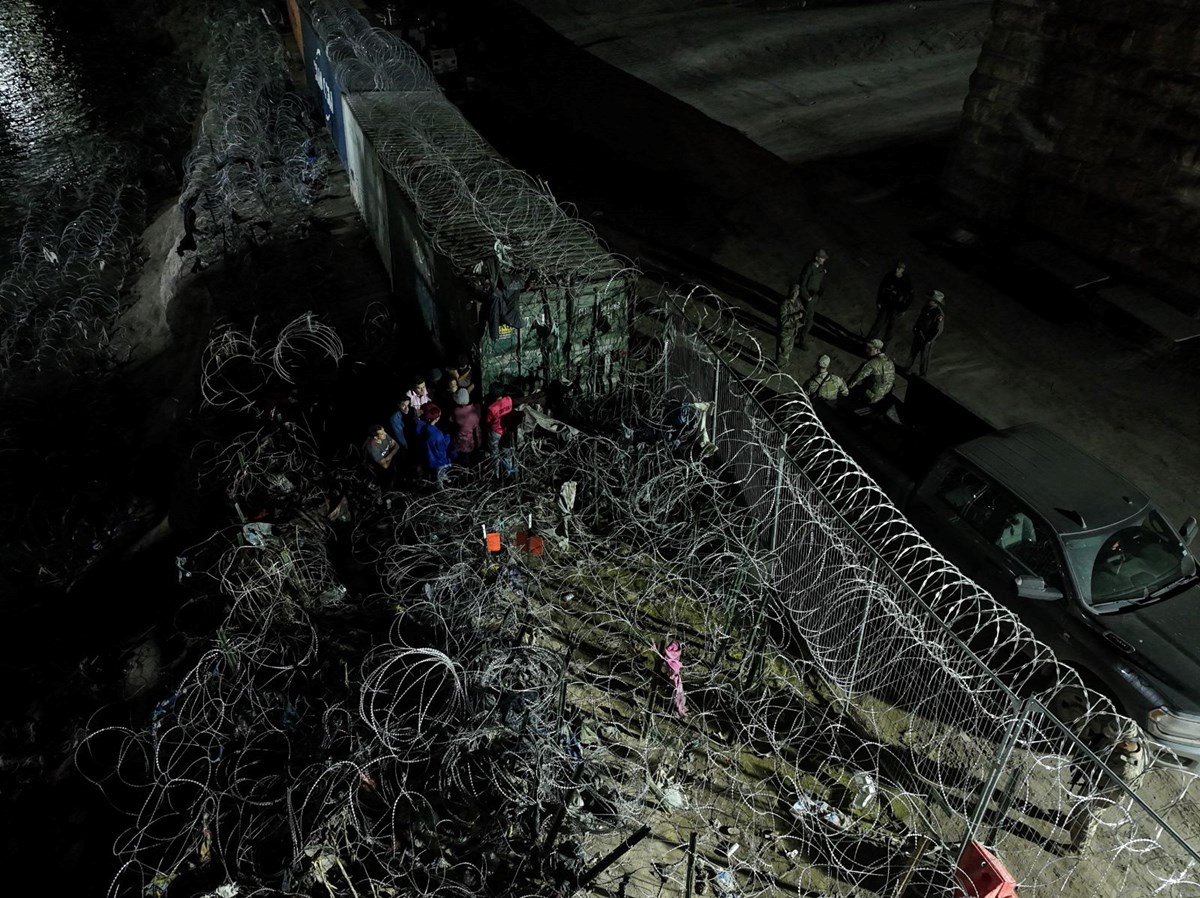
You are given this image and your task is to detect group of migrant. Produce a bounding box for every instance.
[363,358,525,489]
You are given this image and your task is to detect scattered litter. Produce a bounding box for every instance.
[483,524,501,553]
[790,793,847,829]
[144,873,175,897]
[317,584,347,604]
[660,783,687,810]
[515,529,544,556]
[266,472,295,494]
[850,771,879,812]
[663,640,687,718]
[242,522,273,546]
[713,868,738,895]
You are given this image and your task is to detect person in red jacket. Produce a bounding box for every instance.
[485,384,517,476]
[451,388,482,465]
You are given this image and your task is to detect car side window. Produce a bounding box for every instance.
[988,495,1061,586]
[936,464,1063,587]
[936,466,991,519]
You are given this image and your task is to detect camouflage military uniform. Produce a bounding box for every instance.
[775,288,805,367]
[804,370,849,402]
[777,257,827,365]
[1065,718,1146,852]
[847,353,896,405]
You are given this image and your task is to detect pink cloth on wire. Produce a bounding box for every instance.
[664,641,686,718]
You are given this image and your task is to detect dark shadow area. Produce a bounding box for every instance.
[448,0,822,276]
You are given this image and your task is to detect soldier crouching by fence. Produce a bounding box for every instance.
[1063,716,1146,853]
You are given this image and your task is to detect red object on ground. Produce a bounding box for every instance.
[956,841,1018,898]
[485,532,501,552]
[515,530,544,556]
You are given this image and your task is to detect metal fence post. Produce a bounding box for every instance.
[958,696,1031,864]
[744,437,787,690]
[711,359,720,448]
[843,583,874,707]
[769,437,786,555]
[663,333,672,395]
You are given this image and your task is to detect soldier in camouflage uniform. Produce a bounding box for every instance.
[776,248,828,366]
[1065,717,1146,853]
[847,338,895,407]
[776,288,804,368]
[803,354,849,402]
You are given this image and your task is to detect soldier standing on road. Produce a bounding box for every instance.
[775,288,803,369]
[1065,717,1146,853]
[776,248,828,366]
[906,290,946,377]
[803,354,849,402]
[868,260,913,345]
[847,338,896,409]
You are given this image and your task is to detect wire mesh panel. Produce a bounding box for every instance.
[657,290,1200,897]
[977,700,1200,897]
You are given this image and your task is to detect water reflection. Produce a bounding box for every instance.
[0,0,91,159]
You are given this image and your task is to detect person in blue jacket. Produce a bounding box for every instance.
[419,403,456,488]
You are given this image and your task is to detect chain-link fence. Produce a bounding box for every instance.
[659,293,1200,896]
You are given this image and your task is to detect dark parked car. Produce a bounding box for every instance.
[905,424,1200,764]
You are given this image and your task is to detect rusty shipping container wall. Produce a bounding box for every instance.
[338,86,630,385]
[480,278,630,398]
[341,91,477,360]
[308,7,629,392]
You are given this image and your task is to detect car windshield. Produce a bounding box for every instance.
[1063,510,1196,605]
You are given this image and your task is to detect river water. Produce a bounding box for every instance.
[0,0,193,249]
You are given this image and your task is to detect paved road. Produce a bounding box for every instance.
[516,0,991,163]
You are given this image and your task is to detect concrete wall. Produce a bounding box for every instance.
[943,0,1200,298]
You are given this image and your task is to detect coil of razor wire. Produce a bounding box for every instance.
[78,300,1200,898]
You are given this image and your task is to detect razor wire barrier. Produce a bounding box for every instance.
[178,1,331,271]
[309,0,590,279]
[0,163,145,378]
[79,290,1200,898]
[57,2,1200,896]
[658,286,1200,892]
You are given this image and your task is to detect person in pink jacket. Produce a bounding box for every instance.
[451,388,482,465]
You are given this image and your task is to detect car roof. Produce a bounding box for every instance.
[953,424,1150,535]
